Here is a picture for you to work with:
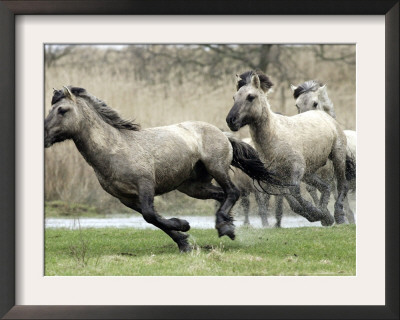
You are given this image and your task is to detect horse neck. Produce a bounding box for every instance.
[248,97,277,158]
[319,90,336,118]
[72,110,125,169]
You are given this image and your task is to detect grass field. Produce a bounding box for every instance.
[45,225,356,276]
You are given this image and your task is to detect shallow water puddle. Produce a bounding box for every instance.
[45,215,324,229]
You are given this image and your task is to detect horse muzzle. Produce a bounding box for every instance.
[44,135,53,148]
[226,113,241,132]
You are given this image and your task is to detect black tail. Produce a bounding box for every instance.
[227,135,286,188]
[345,154,356,181]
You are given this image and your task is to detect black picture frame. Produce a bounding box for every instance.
[0,1,398,319]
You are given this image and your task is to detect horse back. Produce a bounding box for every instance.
[273,111,346,174]
[136,121,232,193]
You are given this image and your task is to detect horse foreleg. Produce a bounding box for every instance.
[303,174,332,210]
[306,185,320,206]
[254,191,270,227]
[126,186,192,252]
[287,185,334,226]
[274,195,284,228]
[240,195,251,225]
[283,193,314,221]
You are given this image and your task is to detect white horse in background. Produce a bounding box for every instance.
[291,80,356,223]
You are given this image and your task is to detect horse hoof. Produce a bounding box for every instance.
[320,209,334,226]
[321,215,334,226]
[180,219,190,232]
[176,233,191,252]
[170,218,190,232]
[320,213,334,226]
[179,244,192,253]
[217,222,235,240]
[334,216,346,225]
[262,221,269,228]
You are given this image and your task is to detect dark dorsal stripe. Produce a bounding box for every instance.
[50,86,140,131]
[293,80,322,99]
[237,70,274,93]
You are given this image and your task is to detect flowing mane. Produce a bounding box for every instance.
[293,80,323,99]
[51,87,141,131]
[236,70,273,93]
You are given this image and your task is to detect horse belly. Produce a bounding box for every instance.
[95,171,139,199]
[153,157,196,195]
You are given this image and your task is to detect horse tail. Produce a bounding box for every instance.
[345,154,356,181]
[226,134,284,188]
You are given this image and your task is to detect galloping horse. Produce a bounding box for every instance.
[45,86,285,252]
[291,80,356,223]
[226,71,355,225]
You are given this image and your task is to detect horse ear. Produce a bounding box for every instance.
[290,84,297,92]
[251,74,260,89]
[235,74,242,90]
[317,84,327,95]
[62,86,75,101]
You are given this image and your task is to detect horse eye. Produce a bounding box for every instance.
[247,94,255,102]
[58,107,68,115]
[313,102,318,108]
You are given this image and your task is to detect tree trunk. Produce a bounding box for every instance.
[258,44,272,73]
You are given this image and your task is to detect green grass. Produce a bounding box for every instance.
[45,224,356,276]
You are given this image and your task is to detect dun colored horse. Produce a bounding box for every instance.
[226,71,355,225]
[45,86,285,252]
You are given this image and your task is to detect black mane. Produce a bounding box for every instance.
[237,70,274,93]
[293,80,323,99]
[51,87,140,131]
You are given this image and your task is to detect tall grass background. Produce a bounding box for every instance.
[44,44,356,215]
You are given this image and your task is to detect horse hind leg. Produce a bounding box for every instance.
[254,190,270,227]
[214,178,240,239]
[177,177,239,239]
[332,181,355,224]
[343,196,355,224]
[330,145,349,224]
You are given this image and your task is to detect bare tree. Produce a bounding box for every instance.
[45,45,76,67]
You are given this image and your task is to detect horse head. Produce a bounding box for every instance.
[44,86,85,148]
[226,71,273,131]
[291,81,335,118]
